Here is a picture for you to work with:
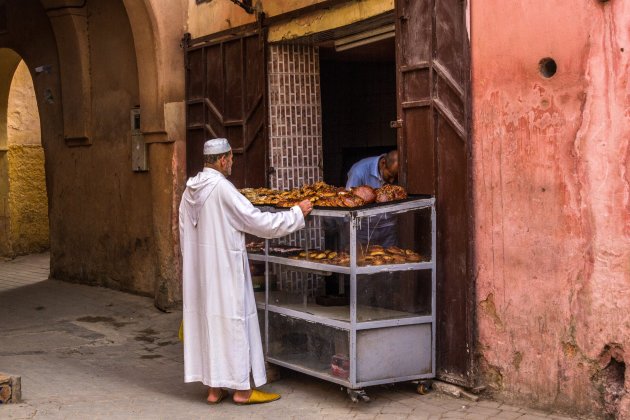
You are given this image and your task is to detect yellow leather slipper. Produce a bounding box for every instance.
[234,389,281,405]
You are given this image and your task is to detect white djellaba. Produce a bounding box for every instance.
[179,162,305,390]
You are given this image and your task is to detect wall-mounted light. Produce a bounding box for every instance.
[35,65,52,75]
[334,24,395,52]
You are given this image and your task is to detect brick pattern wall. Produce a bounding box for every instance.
[268,43,323,191]
[268,44,325,296]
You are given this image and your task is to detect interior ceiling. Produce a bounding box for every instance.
[39,0,85,9]
[319,36,395,63]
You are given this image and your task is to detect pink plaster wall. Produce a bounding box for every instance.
[471,0,630,417]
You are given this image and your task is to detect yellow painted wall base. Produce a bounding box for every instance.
[7,144,49,255]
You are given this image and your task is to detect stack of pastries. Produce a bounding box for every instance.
[240,182,408,208]
[282,245,425,266]
[359,245,423,266]
[289,250,351,266]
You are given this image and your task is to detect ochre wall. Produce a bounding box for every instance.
[0,0,188,306]
[7,60,49,255]
[0,1,61,263]
[267,0,393,42]
[49,0,157,294]
[186,0,393,41]
[472,1,630,417]
[0,49,22,257]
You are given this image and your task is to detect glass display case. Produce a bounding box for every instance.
[248,197,435,400]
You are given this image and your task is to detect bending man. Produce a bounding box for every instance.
[346,150,399,247]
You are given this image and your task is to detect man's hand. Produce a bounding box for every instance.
[298,199,313,217]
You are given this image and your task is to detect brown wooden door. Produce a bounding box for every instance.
[184,28,268,188]
[395,0,473,387]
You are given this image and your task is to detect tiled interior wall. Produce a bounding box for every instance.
[268,43,323,191]
[268,43,325,295]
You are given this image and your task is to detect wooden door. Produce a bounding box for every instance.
[183,27,268,188]
[395,0,473,387]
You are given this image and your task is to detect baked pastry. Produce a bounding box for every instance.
[375,184,408,203]
[342,194,365,207]
[276,199,301,208]
[381,255,393,263]
[390,254,407,263]
[351,185,376,204]
[372,257,385,265]
[386,246,404,255]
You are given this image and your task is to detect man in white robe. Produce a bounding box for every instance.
[179,138,312,405]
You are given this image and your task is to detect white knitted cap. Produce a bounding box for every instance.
[203,138,231,155]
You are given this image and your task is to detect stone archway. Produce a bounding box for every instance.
[0,54,49,257]
[0,0,185,307]
[37,0,185,306]
[0,48,23,256]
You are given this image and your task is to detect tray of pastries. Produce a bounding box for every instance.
[245,240,265,253]
[288,250,351,266]
[283,245,426,266]
[246,241,304,257]
[240,182,409,209]
[359,245,425,266]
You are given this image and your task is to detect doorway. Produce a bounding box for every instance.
[320,36,397,187]
[0,51,49,258]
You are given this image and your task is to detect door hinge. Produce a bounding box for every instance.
[390,119,403,129]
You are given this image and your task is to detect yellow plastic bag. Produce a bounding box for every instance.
[178,320,184,342]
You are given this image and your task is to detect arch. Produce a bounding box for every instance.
[0,49,23,256]
[0,48,22,150]
[38,0,185,305]
[0,49,49,256]
[121,0,186,142]
[121,0,187,308]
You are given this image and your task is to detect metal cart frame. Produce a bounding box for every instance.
[249,197,436,397]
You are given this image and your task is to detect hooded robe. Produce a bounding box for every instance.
[179,168,305,389]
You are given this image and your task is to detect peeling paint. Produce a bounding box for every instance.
[472,0,630,416]
[479,293,504,331]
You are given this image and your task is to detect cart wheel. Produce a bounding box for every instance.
[347,388,370,403]
[416,381,431,395]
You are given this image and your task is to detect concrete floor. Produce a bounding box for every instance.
[0,253,580,419]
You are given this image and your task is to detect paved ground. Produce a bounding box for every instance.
[0,253,582,419]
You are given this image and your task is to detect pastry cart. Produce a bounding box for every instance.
[248,197,435,402]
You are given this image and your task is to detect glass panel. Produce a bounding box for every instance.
[257,308,265,349]
[266,263,350,323]
[355,206,432,266]
[245,233,265,255]
[267,213,351,266]
[357,270,432,321]
[268,312,350,381]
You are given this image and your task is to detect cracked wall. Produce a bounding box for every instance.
[472,0,630,417]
